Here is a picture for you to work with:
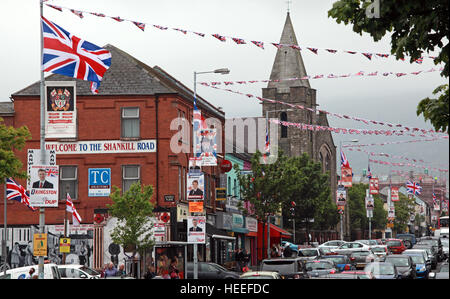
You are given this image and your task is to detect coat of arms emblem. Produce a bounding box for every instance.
[49,88,71,111]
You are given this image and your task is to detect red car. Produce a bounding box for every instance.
[385,239,406,254]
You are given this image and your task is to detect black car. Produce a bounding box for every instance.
[413,244,438,269]
[260,258,307,279]
[185,262,240,279]
[384,255,416,279]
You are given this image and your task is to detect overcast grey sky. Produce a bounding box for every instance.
[1,0,448,184]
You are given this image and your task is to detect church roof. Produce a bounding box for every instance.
[267,13,310,92]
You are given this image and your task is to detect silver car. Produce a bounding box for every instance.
[319,240,346,250]
[331,242,371,256]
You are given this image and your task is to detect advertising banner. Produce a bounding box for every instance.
[391,187,399,202]
[59,237,71,254]
[45,81,77,139]
[45,139,156,154]
[29,165,59,207]
[187,173,204,200]
[187,216,206,244]
[246,217,258,232]
[340,167,352,187]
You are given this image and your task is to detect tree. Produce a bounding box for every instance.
[416,84,449,133]
[235,151,289,259]
[0,117,31,181]
[393,193,415,233]
[282,153,338,242]
[328,0,449,132]
[107,182,155,259]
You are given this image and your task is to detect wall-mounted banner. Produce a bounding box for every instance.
[29,165,59,207]
[341,167,353,188]
[336,186,346,206]
[45,139,156,154]
[45,81,77,139]
[369,178,379,195]
[27,149,56,190]
[199,129,217,166]
[391,187,399,201]
[187,173,204,200]
[88,168,111,197]
[187,216,206,244]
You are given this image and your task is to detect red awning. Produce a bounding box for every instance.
[269,223,292,238]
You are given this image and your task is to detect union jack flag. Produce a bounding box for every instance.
[414,57,424,64]
[46,4,62,11]
[193,32,205,37]
[251,41,264,49]
[90,12,106,17]
[326,49,337,53]
[346,51,357,54]
[362,53,373,60]
[153,25,168,30]
[6,178,36,211]
[66,193,82,225]
[271,43,283,49]
[173,28,187,34]
[307,47,318,54]
[132,21,146,31]
[233,38,246,44]
[45,168,59,177]
[406,180,422,195]
[70,9,84,19]
[290,45,301,50]
[376,53,389,58]
[42,17,111,94]
[212,34,226,42]
[341,150,350,168]
[111,16,124,22]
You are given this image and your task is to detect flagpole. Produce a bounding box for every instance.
[38,0,47,279]
[3,179,7,277]
[63,193,68,265]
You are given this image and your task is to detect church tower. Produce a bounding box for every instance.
[262,13,337,192]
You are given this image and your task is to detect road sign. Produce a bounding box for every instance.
[33,233,47,257]
[88,168,111,197]
[59,237,71,253]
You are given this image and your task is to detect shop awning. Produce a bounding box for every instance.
[269,223,292,238]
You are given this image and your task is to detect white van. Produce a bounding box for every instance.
[4,264,61,279]
[57,265,101,279]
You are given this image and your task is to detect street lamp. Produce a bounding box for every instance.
[339,139,358,241]
[192,68,229,280]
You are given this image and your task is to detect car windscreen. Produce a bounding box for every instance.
[305,262,333,270]
[298,249,318,257]
[367,264,395,275]
[80,266,100,276]
[386,241,401,247]
[409,255,425,264]
[385,257,410,267]
[261,261,295,274]
[323,257,346,264]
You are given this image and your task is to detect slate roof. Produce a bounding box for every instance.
[0,102,14,115]
[11,44,224,118]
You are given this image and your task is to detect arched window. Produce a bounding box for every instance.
[326,153,331,172]
[280,112,288,138]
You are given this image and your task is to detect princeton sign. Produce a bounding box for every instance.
[45,140,156,154]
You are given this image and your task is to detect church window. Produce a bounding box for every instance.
[280,112,288,138]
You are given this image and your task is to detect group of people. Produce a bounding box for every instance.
[100,262,127,278]
[270,243,295,258]
[234,248,251,272]
[154,255,181,279]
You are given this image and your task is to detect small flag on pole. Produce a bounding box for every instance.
[66,193,82,225]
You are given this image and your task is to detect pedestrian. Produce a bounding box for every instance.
[25,241,34,266]
[116,263,126,277]
[104,262,118,278]
[143,265,156,279]
[11,242,21,269]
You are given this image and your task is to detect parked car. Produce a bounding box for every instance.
[185,262,240,279]
[396,233,417,249]
[57,265,101,279]
[318,240,346,250]
[417,237,444,262]
[413,244,438,269]
[403,249,432,273]
[364,262,400,279]
[349,250,379,269]
[304,260,337,278]
[432,262,449,279]
[405,254,430,279]
[383,255,416,279]
[260,257,307,279]
[330,242,371,256]
[385,239,406,254]
[370,245,390,259]
[4,264,61,279]
[319,255,354,272]
[239,271,282,279]
[298,248,322,260]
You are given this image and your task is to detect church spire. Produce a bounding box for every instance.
[267,13,310,92]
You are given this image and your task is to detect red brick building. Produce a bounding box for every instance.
[0,45,226,268]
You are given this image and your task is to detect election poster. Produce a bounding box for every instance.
[29,165,59,207]
[391,187,399,202]
[336,186,346,206]
[187,173,204,200]
[189,157,202,173]
[45,81,77,139]
[187,216,206,244]
[199,129,217,166]
[340,167,352,187]
[27,149,56,190]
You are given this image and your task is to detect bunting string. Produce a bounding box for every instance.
[342,137,448,148]
[368,158,448,173]
[347,148,429,164]
[208,85,448,137]
[44,3,443,65]
[199,67,444,86]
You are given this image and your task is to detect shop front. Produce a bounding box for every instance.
[257,221,292,261]
[210,212,236,269]
[245,217,258,266]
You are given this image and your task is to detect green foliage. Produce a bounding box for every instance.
[328,0,449,132]
[417,84,449,133]
[0,117,31,181]
[393,193,415,233]
[107,182,155,256]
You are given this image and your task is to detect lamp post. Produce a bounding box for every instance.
[339,139,358,241]
[192,68,229,279]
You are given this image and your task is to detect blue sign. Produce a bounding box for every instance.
[88,168,111,197]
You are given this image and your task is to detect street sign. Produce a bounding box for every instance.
[59,237,71,253]
[33,233,47,257]
[88,168,111,197]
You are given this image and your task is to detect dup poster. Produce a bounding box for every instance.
[336,186,346,206]
[340,167,352,187]
[187,216,206,244]
[45,81,77,139]
[29,165,59,207]
[189,157,202,173]
[198,129,217,166]
[187,173,204,200]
